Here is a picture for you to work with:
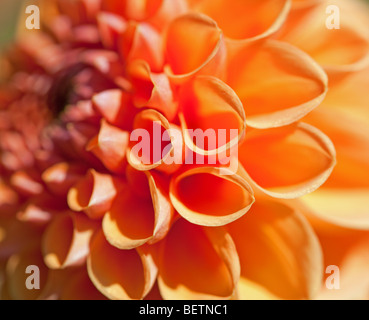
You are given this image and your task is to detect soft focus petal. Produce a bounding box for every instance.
[42,212,98,269]
[228,196,323,300]
[239,122,336,199]
[227,40,328,128]
[87,230,157,300]
[157,219,240,299]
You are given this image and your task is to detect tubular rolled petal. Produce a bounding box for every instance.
[42,162,86,197]
[92,89,135,129]
[127,109,182,173]
[87,231,157,300]
[128,60,177,121]
[170,165,254,226]
[179,75,246,156]
[227,40,328,128]
[97,12,127,50]
[121,22,164,72]
[42,212,98,269]
[228,198,323,300]
[103,168,173,249]
[67,169,124,219]
[86,119,129,174]
[164,13,226,82]
[189,0,291,42]
[239,122,336,199]
[158,219,240,300]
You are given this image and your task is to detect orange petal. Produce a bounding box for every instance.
[86,119,129,174]
[42,162,86,197]
[190,0,290,42]
[102,0,162,20]
[228,197,323,300]
[170,165,254,226]
[282,1,369,78]
[227,40,328,128]
[97,12,127,50]
[127,60,178,121]
[42,212,98,269]
[158,219,240,299]
[239,122,336,199]
[302,108,369,229]
[164,13,226,83]
[103,167,173,249]
[0,181,19,215]
[127,109,183,173]
[179,75,246,156]
[10,170,44,197]
[120,21,164,72]
[147,0,188,31]
[92,89,135,129]
[67,169,124,219]
[87,231,157,300]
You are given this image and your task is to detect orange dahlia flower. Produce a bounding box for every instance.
[0,0,368,300]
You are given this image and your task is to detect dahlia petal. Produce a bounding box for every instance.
[92,89,135,129]
[86,119,129,174]
[302,109,369,229]
[127,109,183,173]
[189,0,291,42]
[10,170,44,197]
[67,169,124,219]
[103,168,173,249]
[128,60,177,121]
[164,13,226,83]
[282,1,369,78]
[179,75,246,156]
[0,181,19,215]
[42,162,86,197]
[239,122,336,199]
[227,40,328,128]
[87,230,157,300]
[121,22,164,72]
[157,219,240,300]
[97,12,127,50]
[80,50,125,81]
[42,212,98,269]
[169,165,254,226]
[147,0,188,31]
[228,197,323,300]
[102,0,162,20]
